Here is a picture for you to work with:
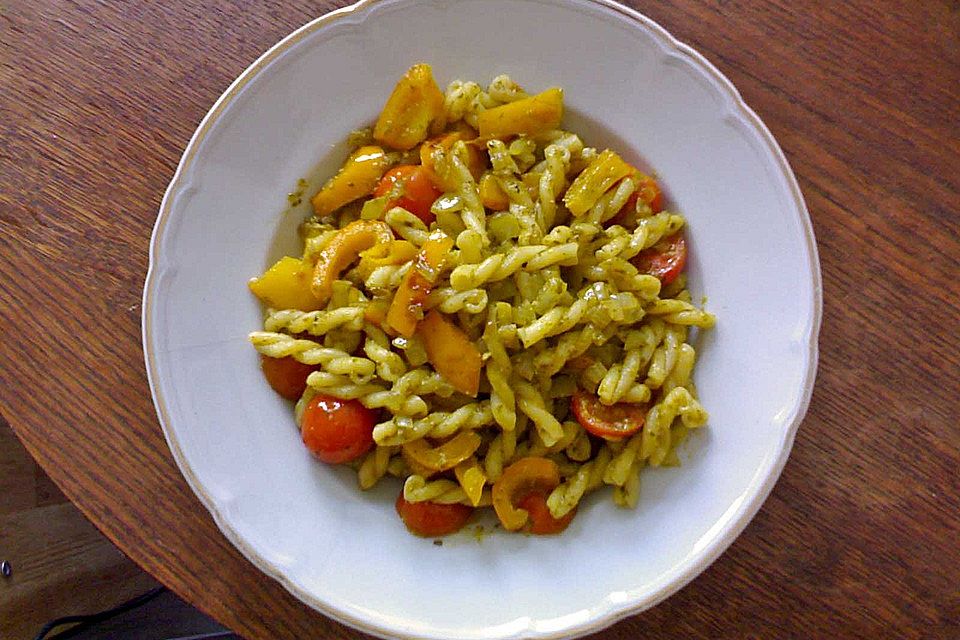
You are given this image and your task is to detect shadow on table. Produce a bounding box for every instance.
[34,588,239,640]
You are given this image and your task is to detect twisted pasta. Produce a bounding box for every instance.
[264,306,365,335]
[373,401,493,446]
[248,68,715,537]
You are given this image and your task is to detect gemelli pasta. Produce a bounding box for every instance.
[248,63,715,537]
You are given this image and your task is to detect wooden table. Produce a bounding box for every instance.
[2,1,957,638]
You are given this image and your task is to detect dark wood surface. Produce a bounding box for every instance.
[2,1,958,638]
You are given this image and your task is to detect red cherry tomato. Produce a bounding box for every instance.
[300,394,376,464]
[517,491,576,535]
[571,389,647,440]
[374,165,442,225]
[395,491,473,537]
[260,355,315,401]
[631,231,687,285]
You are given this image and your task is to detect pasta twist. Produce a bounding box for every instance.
[641,387,709,466]
[363,368,457,418]
[538,144,571,230]
[515,381,564,447]
[547,447,613,518]
[483,425,519,483]
[250,332,375,383]
[363,324,408,382]
[645,298,717,328]
[428,287,489,314]
[305,371,386,399]
[373,401,493,446]
[385,207,431,246]
[264,307,365,335]
[358,445,396,490]
[603,432,644,486]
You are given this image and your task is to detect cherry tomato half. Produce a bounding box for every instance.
[301,394,376,464]
[571,390,647,440]
[395,491,473,537]
[260,355,315,401]
[517,491,576,535]
[374,165,442,225]
[630,231,687,285]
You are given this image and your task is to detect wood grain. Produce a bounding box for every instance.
[1,1,958,638]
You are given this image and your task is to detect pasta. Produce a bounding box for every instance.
[247,64,715,538]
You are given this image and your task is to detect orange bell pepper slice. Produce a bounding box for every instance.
[417,309,482,396]
[401,431,482,472]
[386,231,454,337]
[491,457,561,531]
[311,145,390,216]
[311,220,394,304]
[373,63,445,151]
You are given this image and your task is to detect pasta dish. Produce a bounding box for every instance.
[247,64,715,537]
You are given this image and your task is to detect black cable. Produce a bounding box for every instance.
[164,633,238,640]
[33,586,168,640]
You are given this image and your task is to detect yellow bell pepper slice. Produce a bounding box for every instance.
[491,457,561,531]
[563,149,634,216]
[311,220,393,304]
[477,87,563,139]
[402,431,482,473]
[311,145,390,216]
[357,239,419,278]
[454,457,488,507]
[417,309,482,396]
[386,231,454,337]
[374,63,446,151]
[248,256,322,311]
[478,172,510,210]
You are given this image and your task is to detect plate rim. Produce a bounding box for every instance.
[141,0,823,638]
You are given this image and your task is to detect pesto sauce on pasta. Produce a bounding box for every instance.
[249,66,715,536]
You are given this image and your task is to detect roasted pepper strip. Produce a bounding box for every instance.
[358,239,419,277]
[477,87,563,138]
[402,431,483,473]
[454,456,488,507]
[386,231,454,337]
[311,145,390,216]
[563,149,634,216]
[417,309,482,396]
[491,457,561,531]
[311,220,394,303]
[249,256,322,311]
[420,130,485,191]
[478,172,510,210]
[374,63,446,151]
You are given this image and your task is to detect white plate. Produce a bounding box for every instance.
[142,0,821,638]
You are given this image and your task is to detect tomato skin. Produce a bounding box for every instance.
[631,231,687,285]
[395,491,473,537]
[374,165,442,225]
[301,394,376,464]
[260,355,315,401]
[517,491,576,535]
[571,390,647,440]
